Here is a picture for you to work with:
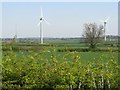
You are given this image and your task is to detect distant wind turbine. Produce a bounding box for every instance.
[13,24,17,42]
[100,17,110,41]
[38,8,50,44]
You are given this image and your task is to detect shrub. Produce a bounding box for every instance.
[2,47,120,89]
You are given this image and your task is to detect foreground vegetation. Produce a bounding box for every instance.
[2,44,120,90]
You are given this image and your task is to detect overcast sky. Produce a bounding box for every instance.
[2,2,118,38]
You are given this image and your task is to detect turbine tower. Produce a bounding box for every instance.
[38,8,49,44]
[100,17,110,41]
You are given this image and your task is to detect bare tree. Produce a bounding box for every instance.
[83,23,104,48]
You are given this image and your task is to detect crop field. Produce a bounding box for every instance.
[6,50,118,64]
[1,39,120,90]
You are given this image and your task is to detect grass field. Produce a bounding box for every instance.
[13,50,118,63]
[2,40,119,65]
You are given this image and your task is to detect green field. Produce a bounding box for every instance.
[13,50,118,63]
[2,42,119,63]
[2,40,120,90]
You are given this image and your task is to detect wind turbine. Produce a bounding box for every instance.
[100,17,110,41]
[15,24,17,41]
[13,24,17,43]
[38,8,49,44]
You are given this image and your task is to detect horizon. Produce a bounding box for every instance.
[1,34,119,39]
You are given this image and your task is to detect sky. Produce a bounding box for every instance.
[2,2,118,38]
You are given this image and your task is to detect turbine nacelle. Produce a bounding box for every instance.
[38,18,50,25]
[104,22,107,24]
[40,18,43,21]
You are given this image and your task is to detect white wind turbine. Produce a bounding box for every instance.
[13,24,17,42]
[38,8,49,44]
[100,17,110,41]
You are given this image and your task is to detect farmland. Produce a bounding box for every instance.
[1,38,120,90]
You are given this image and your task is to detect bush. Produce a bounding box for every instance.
[58,48,119,52]
[2,48,120,89]
[58,48,89,52]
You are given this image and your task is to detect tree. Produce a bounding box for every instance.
[83,23,103,48]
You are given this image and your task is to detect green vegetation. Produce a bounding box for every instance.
[1,40,120,89]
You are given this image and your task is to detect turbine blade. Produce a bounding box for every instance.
[43,18,50,25]
[41,8,43,17]
[37,22,40,26]
[105,17,110,22]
